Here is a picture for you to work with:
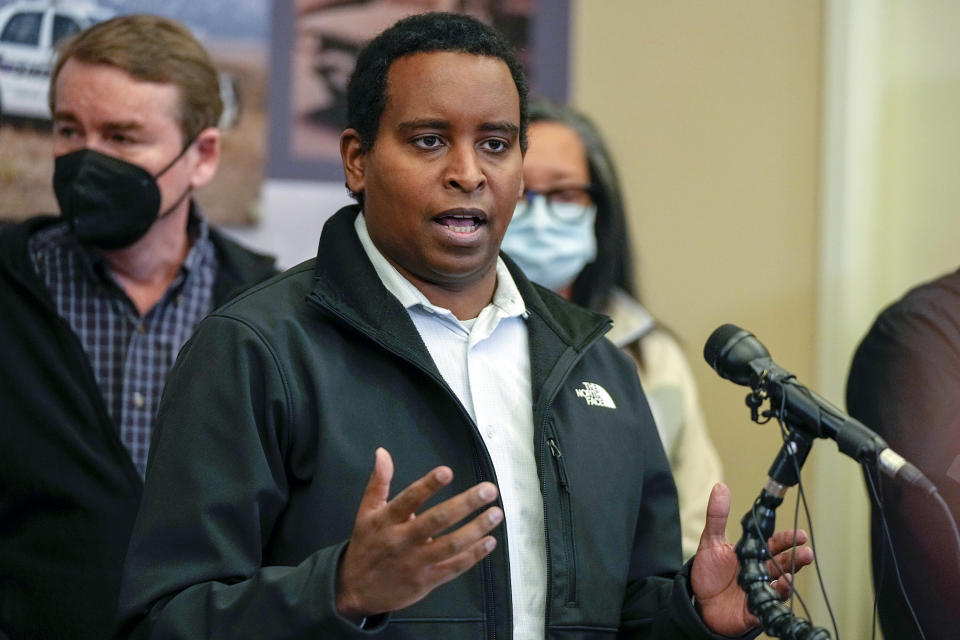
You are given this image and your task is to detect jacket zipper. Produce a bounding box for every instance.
[308,294,501,639]
[547,434,578,606]
[537,318,612,631]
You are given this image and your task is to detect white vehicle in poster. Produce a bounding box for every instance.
[0,0,113,120]
[0,0,242,126]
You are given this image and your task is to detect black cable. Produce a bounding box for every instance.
[864,467,927,640]
[794,474,839,639]
[869,464,883,640]
[778,418,802,617]
[735,387,834,639]
[751,419,813,621]
[774,395,840,639]
[787,431,840,639]
[790,478,801,615]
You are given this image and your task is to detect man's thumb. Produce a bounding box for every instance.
[698,482,731,550]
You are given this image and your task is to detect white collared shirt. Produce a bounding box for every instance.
[355,213,546,639]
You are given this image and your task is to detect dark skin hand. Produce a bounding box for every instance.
[692,483,815,636]
[336,458,812,634]
[336,448,503,619]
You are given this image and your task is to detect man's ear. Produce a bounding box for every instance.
[189,127,221,189]
[340,128,366,195]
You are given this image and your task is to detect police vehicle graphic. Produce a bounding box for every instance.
[0,0,240,127]
[0,1,112,119]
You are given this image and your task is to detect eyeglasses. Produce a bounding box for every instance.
[515,184,595,221]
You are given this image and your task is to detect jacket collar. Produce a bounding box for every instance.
[207,227,277,305]
[0,206,277,309]
[308,206,613,403]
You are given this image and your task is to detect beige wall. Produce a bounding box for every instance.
[570,1,960,637]
[569,0,830,635]
[569,0,821,548]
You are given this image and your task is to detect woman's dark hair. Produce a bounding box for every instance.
[527,97,639,312]
[347,12,528,155]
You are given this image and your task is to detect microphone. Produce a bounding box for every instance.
[704,323,934,493]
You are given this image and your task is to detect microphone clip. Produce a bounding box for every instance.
[745,368,775,424]
[745,389,771,424]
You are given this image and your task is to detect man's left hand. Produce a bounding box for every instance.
[691,483,814,636]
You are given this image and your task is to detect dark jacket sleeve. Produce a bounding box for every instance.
[616,401,756,640]
[116,314,373,639]
[846,304,960,640]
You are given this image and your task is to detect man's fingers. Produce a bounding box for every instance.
[767,529,809,555]
[420,505,503,563]
[383,465,456,523]
[764,528,813,578]
[408,482,499,541]
[770,572,795,600]
[697,482,731,551]
[426,534,499,587]
[358,447,394,513]
[767,546,814,576]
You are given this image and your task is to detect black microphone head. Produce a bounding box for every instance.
[703,323,770,386]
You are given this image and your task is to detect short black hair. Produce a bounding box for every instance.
[347,12,528,155]
[527,97,638,313]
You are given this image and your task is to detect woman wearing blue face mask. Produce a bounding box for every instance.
[501,97,723,560]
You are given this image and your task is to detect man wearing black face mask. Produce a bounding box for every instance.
[0,15,276,640]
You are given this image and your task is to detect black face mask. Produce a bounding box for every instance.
[53,145,193,251]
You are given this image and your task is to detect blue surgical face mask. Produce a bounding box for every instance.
[500,195,597,291]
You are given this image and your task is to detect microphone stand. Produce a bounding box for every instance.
[734,389,831,639]
[706,323,959,639]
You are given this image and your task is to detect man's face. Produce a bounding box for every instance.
[52,59,218,216]
[342,51,524,293]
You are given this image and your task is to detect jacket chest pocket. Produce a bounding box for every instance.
[546,425,579,608]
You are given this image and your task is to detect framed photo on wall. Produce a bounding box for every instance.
[0,0,269,225]
[267,0,570,181]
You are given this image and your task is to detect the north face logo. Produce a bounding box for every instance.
[574,382,617,409]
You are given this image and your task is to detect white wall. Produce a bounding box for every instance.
[220,180,352,269]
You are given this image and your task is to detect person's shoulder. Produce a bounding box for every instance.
[206,226,280,303]
[0,215,61,274]
[870,268,960,346]
[639,327,690,370]
[604,289,655,348]
[600,289,690,371]
[209,259,316,324]
[208,227,278,274]
[0,214,60,241]
[893,267,960,313]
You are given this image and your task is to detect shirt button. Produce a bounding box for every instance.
[136,323,146,334]
[485,426,495,439]
[133,392,145,408]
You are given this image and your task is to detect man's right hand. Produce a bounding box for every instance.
[335,447,503,620]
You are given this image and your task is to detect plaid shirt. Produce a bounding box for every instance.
[29,215,218,476]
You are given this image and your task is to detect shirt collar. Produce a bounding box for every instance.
[354,211,527,320]
[30,201,212,285]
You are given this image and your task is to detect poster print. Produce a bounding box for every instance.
[267,0,570,181]
[0,0,268,225]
